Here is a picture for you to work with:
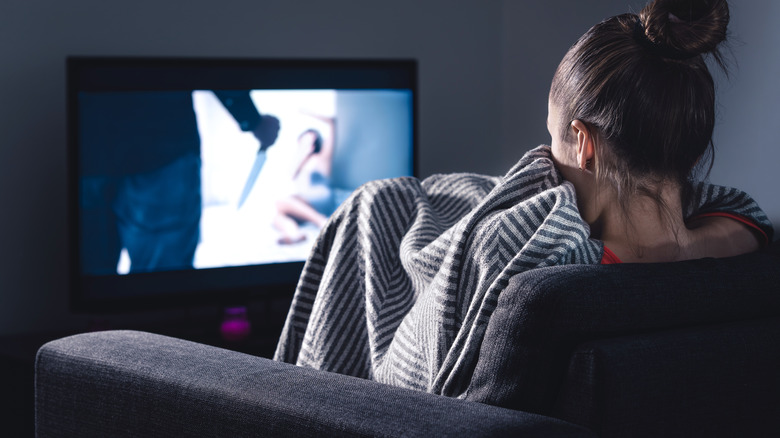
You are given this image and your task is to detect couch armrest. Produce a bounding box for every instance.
[35,330,594,438]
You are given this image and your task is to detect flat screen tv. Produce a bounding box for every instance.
[68,56,416,312]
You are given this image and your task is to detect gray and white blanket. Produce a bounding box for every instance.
[274,145,772,398]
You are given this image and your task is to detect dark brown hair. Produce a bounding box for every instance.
[549,0,730,214]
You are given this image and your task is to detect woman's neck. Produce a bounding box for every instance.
[592,184,762,263]
[590,184,695,263]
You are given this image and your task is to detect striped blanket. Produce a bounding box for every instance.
[274,145,772,399]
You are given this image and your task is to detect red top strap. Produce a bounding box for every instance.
[601,246,622,264]
[691,211,770,245]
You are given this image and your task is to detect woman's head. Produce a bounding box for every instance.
[549,0,730,207]
[298,129,323,154]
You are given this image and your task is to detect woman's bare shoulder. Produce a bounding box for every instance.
[686,215,764,259]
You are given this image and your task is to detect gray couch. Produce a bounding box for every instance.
[36,242,780,437]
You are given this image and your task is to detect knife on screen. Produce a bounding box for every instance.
[237,149,267,209]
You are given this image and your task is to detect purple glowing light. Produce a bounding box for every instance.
[220,306,251,342]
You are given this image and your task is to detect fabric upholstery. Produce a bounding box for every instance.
[35,330,595,438]
[34,244,780,437]
[555,317,780,437]
[466,243,780,418]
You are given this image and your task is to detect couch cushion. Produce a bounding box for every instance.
[465,242,780,417]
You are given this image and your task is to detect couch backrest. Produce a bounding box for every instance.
[554,316,780,437]
[465,242,780,428]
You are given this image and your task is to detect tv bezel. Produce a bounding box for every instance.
[67,56,418,313]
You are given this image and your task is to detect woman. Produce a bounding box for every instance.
[275,0,772,398]
[273,111,336,244]
[546,0,766,262]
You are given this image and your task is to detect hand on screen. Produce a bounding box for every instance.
[254,115,280,150]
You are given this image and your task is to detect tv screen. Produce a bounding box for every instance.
[68,56,416,312]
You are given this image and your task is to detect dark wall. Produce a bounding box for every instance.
[706,1,780,226]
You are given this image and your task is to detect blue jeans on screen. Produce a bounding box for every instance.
[80,153,201,275]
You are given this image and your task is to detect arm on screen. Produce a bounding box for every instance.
[300,110,336,175]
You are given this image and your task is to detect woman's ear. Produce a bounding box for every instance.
[571,120,596,172]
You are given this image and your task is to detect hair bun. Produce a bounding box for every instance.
[639,0,729,59]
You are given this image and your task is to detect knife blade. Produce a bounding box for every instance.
[237,149,267,209]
